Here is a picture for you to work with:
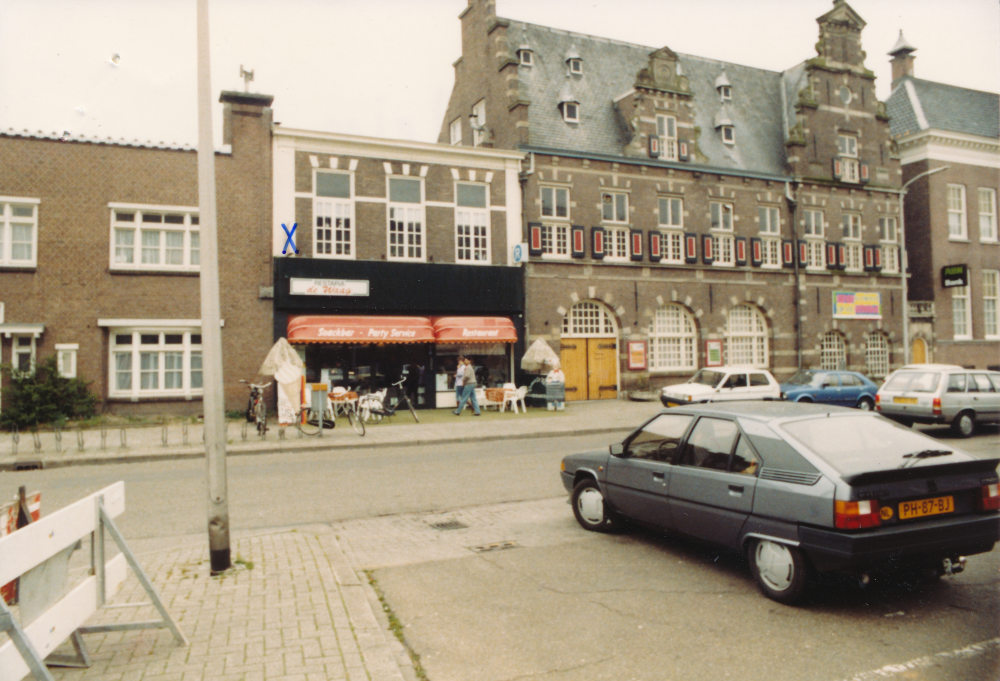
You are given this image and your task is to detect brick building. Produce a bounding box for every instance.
[0,91,274,416]
[886,35,1000,370]
[437,0,906,401]
[270,128,525,409]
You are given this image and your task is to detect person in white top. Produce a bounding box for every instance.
[454,356,465,405]
[546,361,566,411]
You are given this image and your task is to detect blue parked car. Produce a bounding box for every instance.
[780,370,879,410]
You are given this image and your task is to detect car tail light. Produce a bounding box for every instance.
[835,500,882,529]
[875,394,881,411]
[977,483,1000,511]
[932,397,942,416]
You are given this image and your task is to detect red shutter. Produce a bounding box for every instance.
[529,223,542,256]
[631,230,643,259]
[649,135,660,158]
[649,232,662,261]
[832,158,842,181]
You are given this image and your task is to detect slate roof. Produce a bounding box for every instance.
[508,21,789,178]
[887,76,1000,140]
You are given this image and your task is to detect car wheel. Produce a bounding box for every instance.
[748,539,810,605]
[952,411,976,438]
[571,479,615,533]
[856,397,874,411]
[797,397,813,403]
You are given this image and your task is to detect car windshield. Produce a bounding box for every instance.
[786,370,816,386]
[778,414,965,476]
[884,371,940,393]
[689,370,724,387]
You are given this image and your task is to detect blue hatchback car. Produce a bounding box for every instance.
[780,370,879,410]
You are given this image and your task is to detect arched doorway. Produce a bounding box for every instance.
[910,337,928,364]
[559,301,618,401]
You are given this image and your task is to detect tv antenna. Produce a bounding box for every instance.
[240,65,254,92]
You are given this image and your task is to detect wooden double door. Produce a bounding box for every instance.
[560,338,618,401]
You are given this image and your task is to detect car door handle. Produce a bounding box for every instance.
[652,472,665,480]
[728,484,744,496]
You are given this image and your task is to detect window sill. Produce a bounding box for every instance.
[980,240,999,245]
[312,254,357,261]
[947,238,970,243]
[109,267,200,276]
[539,254,572,261]
[107,394,204,403]
[0,264,37,272]
[712,262,736,268]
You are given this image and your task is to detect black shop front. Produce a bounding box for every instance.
[273,258,525,409]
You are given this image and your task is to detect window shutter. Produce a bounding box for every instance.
[837,243,846,270]
[679,142,690,162]
[591,227,606,259]
[863,245,874,271]
[528,223,543,256]
[798,240,808,267]
[873,245,882,271]
[684,233,698,263]
[571,225,586,258]
[860,162,870,184]
[630,229,644,261]
[782,239,794,268]
[832,158,842,181]
[750,237,763,267]
[701,234,714,264]
[826,242,838,270]
[649,232,662,262]
[648,135,660,159]
[735,237,748,266]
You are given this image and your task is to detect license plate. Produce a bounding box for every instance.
[893,397,918,404]
[665,402,679,408]
[899,495,954,520]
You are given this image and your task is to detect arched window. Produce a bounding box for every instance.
[820,331,847,370]
[649,305,697,371]
[562,301,617,337]
[726,305,768,367]
[866,332,890,378]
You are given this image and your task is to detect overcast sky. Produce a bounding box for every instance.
[1,0,997,150]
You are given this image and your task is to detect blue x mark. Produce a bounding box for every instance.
[281,223,299,255]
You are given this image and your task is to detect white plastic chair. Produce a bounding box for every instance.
[503,386,528,414]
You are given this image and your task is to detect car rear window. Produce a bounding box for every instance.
[778,415,964,476]
[749,373,770,387]
[883,371,940,393]
[689,370,724,387]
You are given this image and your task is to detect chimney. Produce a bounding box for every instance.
[219,91,274,147]
[889,31,916,84]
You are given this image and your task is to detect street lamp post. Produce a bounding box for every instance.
[898,165,950,366]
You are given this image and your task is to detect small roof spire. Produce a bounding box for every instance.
[889,30,916,57]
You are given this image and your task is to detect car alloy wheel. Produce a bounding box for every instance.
[571,479,613,532]
[857,397,874,411]
[952,412,975,438]
[749,539,809,604]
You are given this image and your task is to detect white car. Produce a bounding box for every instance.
[660,367,781,407]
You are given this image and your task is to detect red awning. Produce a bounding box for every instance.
[287,316,435,344]
[432,317,517,344]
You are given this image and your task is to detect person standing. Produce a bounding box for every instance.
[453,356,465,406]
[453,357,481,416]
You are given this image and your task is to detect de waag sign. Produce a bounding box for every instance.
[941,264,969,288]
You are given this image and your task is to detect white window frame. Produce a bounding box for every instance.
[725,304,769,368]
[562,102,580,123]
[108,329,203,399]
[984,270,999,339]
[658,196,683,229]
[841,158,860,183]
[882,245,900,274]
[314,170,355,259]
[449,117,462,145]
[719,85,732,101]
[562,301,617,338]
[455,182,490,264]
[12,334,36,376]
[878,216,897,243]
[842,213,862,240]
[540,224,570,260]
[721,125,735,145]
[805,239,825,270]
[540,186,570,220]
[758,206,780,235]
[659,231,684,264]
[710,202,734,232]
[110,204,200,273]
[56,343,79,378]
[979,188,997,242]
[843,242,863,272]
[820,331,847,370]
[761,237,781,269]
[837,135,858,157]
[472,99,486,147]
[601,191,629,224]
[387,176,425,262]
[952,284,972,340]
[0,197,39,268]
[605,227,630,262]
[865,332,890,378]
[804,209,824,237]
[712,234,735,267]
[649,305,697,372]
[568,58,582,74]
[656,115,678,161]
[519,49,532,66]
[947,184,967,240]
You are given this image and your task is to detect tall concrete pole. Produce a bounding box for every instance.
[196,0,230,574]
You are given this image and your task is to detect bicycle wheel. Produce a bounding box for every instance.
[347,408,366,436]
[255,401,267,435]
[405,397,419,423]
[296,409,321,436]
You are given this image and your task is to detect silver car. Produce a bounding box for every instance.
[875,364,1000,437]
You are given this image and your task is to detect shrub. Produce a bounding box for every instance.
[0,356,97,430]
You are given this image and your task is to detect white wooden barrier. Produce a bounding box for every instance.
[0,482,186,681]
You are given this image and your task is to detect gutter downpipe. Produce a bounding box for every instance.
[786,181,802,369]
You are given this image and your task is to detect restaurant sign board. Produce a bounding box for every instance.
[290,278,370,297]
[941,264,968,289]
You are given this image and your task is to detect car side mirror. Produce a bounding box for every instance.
[820,382,831,388]
[610,443,625,457]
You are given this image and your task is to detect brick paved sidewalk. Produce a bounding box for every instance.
[45,528,411,681]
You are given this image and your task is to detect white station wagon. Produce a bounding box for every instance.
[660,366,781,407]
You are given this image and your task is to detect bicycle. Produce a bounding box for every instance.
[294,390,366,437]
[358,377,419,424]
[240,380,271,436]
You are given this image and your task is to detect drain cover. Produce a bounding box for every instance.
[469,540,518,553]
[429,520,468,531]
[13,461,44,471]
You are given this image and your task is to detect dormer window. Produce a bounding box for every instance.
[568,58,582,74]
[719,85,732,101]
[518,49,533,66]
[715,69,732,102]
[836,134,860,182]
[561,101,579,123]
[721,126,735,144]
[656,114,678,161]
[714,107,734,145]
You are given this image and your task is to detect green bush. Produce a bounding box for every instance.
[0,356,97,430]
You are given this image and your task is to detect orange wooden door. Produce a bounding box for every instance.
[560,340,588,401]
[588,339,618,400]
[911,338,927,364]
